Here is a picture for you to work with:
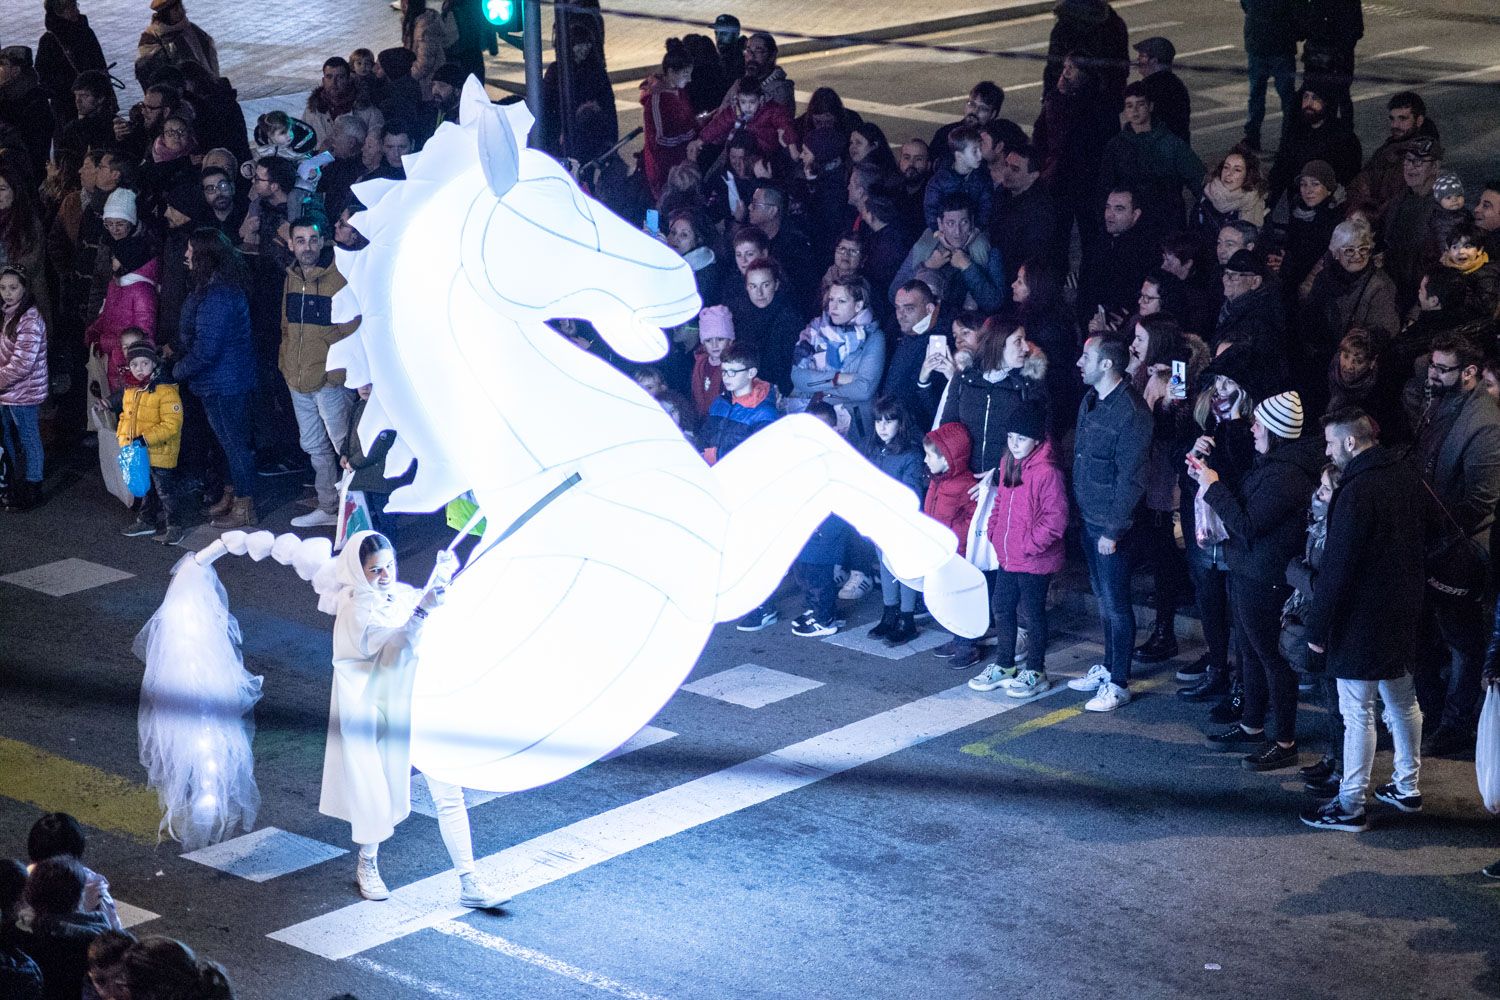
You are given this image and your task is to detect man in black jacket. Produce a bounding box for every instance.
[990,142,1060,281]
[1069,335,1152,712]
[1408,334,1500,755]
[880,280,945,430]
[1302,407,1426,832]
[1133,37,1190,145]
[1077,187,1157,328]
[1268,84,1363,210]
[1215,249,1286,360]
[1240,0,1299,150]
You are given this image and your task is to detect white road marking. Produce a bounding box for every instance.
[0,558,134,596]
[838,96,954,125]
[823,621,950,659]
[682,663,824,708]
[435,921,670,1000]
[115,901,159,929]
[1176,44,1236,59]
[601,724,677,759]
[267,653,1080,959]
[349,957,471,999]
[181,826,347,882]
[1369,45,1430,59]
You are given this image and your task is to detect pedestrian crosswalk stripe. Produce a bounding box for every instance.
[0,558,134,596]
[116,901,160,929]
[180,826,347,882]
[681,664,823,709]
[267,647,1083,960]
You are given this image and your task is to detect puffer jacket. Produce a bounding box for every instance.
[923,421,976,556]
[868,439,925,501]
[0,305,48,406]
[1201,433,1324,584]
[86,257,158,394]
[280,256,356,393]
[117,377,183,468]
[173,280,254,396]
[987,439,1069,575]
[939,354,1049,475]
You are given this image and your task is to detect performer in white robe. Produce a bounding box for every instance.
[320,530,506,907]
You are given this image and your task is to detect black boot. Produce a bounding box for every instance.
[1209,676,1245,724]
[868,605,900,640]
[0,481,37,512]
[1178,668,1230,702]
[883,612,919,646]
[1134,619,1178,663]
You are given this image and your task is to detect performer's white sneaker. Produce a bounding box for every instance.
[356,855,390,901]
[459,873,509,909]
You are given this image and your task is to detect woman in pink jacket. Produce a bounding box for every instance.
[86,235,157,396]
[970,400,1068,697]
[0,265,49,511]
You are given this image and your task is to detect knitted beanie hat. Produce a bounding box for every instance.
[1254,391,1304,440]
[1433,171,1465,202]
[698,305,735,342]
[103,188,138,225]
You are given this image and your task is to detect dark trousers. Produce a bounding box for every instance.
[1232,575,1300,743]
[795,561,838,623]
[994,569,1049,673]
[1314,674,1344,762]
[1083,523,1135,687]
[1140,509,1190,624]
[140,466,185,527]
[366,491,400,548]
[1417,595,1489,731]
[1188,552,1232,675]
[200,392,257,500]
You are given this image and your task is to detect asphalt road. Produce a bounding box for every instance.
[4,2,1500,998]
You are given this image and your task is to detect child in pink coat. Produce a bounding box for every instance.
[970,401,1068,697]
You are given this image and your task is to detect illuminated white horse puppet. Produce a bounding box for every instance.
[138,79,986,847]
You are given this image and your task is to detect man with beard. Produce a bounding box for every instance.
[36,0,107,124]
[280,217,359,529]
[52,69,115,164]
[0,47,55,181]
[426,64,465,129]
[929,81,1005,171]
[1348,92,1439,222]
[1268,84,1363,210]
[719,32,794,113]
[1403,334,1500,757]
[198,166,246,241]
[113,82,180,164]
[896,138,932,237]
[714,14,745,83]
[1044,0,1129,108]
[303,57,360,151]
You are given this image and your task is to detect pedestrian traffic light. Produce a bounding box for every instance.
[483,0,522,31]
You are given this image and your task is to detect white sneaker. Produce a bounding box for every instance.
[1006,669,1051,698]
[838,569,873,601]
[1067,663,1110,692]
[968,663,1018,692]
[458,873,509,909]
[291,508,338,528]
[1084,681,1131,712]
[356,855,390,901]
[1013,627,1030,664]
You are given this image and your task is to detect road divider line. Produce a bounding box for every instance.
[267,647,1085,960]
[435,921,669,1000]
[0,736,162,844]
[961,672,1175,759]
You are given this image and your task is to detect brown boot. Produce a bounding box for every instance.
[211,495,257,529]
[206,487,235,518]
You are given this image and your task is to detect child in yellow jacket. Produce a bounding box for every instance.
[117,343,185,544]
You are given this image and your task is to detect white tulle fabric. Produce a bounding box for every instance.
[134,555,264,851]
[136,531,337,849]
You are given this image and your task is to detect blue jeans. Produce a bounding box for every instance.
[795,561,838,623]
[877,556,917,613]
[1083,523,1135,687]
[200,392,257,500]
[1245,52,1297,143]
[0,404,43,482]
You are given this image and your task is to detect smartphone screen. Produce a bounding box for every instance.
[644,208,660,235]
[1170,359,1187,399]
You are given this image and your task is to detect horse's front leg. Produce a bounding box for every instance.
[708,415,988,637]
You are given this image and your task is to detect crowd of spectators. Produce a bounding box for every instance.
[1,6,1500,988]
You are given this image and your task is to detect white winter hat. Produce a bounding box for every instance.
[1254,391,1304,440]
[102,188,138,226]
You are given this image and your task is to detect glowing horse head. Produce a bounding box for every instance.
[328,78,700,515]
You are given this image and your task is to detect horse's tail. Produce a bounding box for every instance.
[135,530,339,851]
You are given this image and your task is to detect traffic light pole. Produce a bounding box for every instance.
[523,0,543,127]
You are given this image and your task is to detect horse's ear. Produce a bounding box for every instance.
[462,76,533,199]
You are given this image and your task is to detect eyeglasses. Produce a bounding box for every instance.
[203,181,234,193]
[1138,290,1161,302]
[1336,247,1371,259]
[834,246,862,256]
[163,126,188,138]
[1428,360,1464,375]
[720,367,750,376]
[143,102,165,112]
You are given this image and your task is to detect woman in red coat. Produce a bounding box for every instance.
[86,235,158,396]
[640,40,698,200]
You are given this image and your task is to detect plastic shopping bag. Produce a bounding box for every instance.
[117,440,152,498]
[1477,685,1500,814]
[963,478,999,573]
[333,471,371,552]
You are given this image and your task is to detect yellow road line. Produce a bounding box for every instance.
[960,673,1175,759]
[984,753,1108,787]
[0,736,162,844]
